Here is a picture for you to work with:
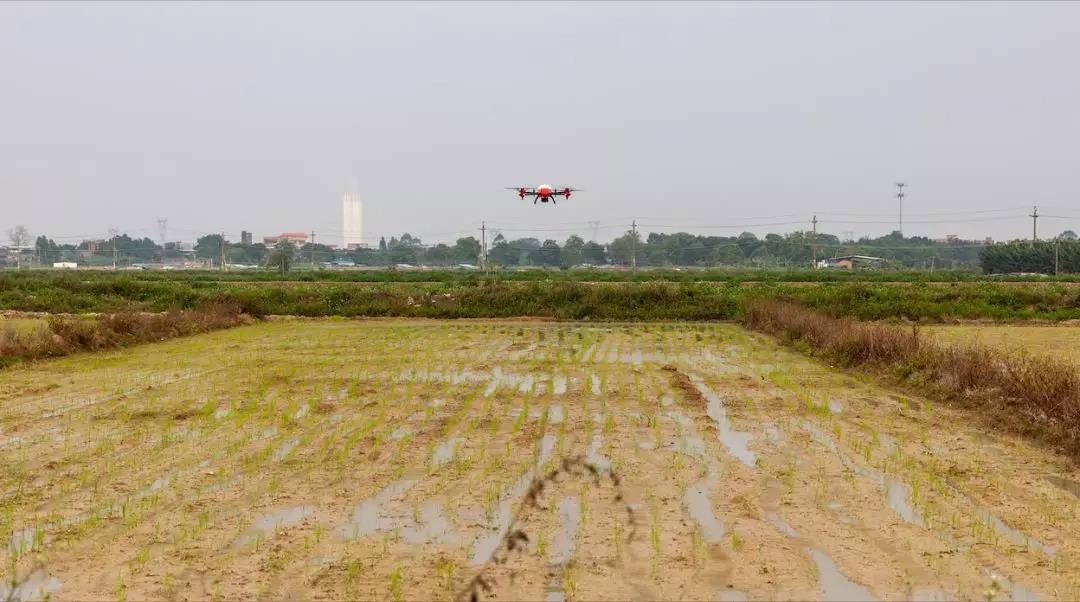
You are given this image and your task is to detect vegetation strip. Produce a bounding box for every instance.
[741,299,1080,456]
[0,302,251,366]
[3,272,1080,321]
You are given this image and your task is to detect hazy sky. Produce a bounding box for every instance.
[2,1,1078,246]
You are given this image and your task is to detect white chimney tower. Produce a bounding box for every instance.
[342,193,363,249]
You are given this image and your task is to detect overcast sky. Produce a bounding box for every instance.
[2,1,1078,246]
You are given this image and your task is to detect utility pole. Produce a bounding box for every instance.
[1055,237,1060,276]
[895,183,906,236]
[480,221,487,272]
[630,220,638,270]
[1030,206,1039,246]
[811,214,818,269]
[310,230,316,268]
[109,228,118,270]
[220,232,226,271]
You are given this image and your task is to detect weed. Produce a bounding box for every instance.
[389,567,404,602]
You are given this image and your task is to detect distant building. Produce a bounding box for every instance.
[53,262,78,269]
[241,230,253,246]
[821,255,885,270]
[932,234,960,244]
[343,193,363,249]
[263,232,309,246]
[164,241,195,252]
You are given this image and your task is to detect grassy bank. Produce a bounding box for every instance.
[2,272,1078,321]
[6,267,1080,286]
[742,299,1080,456]
[0,302,251,366]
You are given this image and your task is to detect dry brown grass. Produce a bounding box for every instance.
[0,302,250,366]
[743,298,1080,455]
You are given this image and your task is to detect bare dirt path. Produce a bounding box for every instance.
[3,320,1080,600]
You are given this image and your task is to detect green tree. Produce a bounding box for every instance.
[195,234,226,261]
[608,230,641,266]
[452,237,481,264]
[582,241,607,265]
[561,235,585,267]
[266,240,295,274]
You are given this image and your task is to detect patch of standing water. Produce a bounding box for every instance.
[765,511,799,537]
[803,421,923,527]
[1045,475,1080,500]
[390,426,412,440]
[684,470,725,542]
[985,568,1041,602]
[400,501,461,545]
[272,438,299,461]
[691,376,756,467]
[213,407,230,420]
[539,434,556,464]
[485,368,502,397]
[553,376,567,395]
[808,548,878,601]
[432,437,465,467]
[590,374,601,395]
[548,405,564,424]
[545,496,582,602]
[668,411,707,459]
[976,509,1056,557]
[549,496,581,566]
[341,479,419,539]
[0,569,63,602]
[828,399,844,414]
[586,413,611,474]
[237,506,314,547]
[8,527,46,558]
[293,403,310,420]
[470,434,558,566]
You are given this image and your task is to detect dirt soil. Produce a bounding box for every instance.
[3,320,1080,601]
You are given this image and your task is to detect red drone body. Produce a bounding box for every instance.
[505,184,581,205]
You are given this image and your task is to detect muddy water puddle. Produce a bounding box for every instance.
[236,506,314,547]
[0,568,63,601]
[976,509,1056,557]
[432,437,465,467]
[470,434,559,566]
[684,471,725,542]
[691,376,756,467]
[341,479,419,539]
[808,548,878,601]
[1045,475,1080,500]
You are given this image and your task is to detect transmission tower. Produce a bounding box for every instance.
[895,182,906,236]
[157,218,168,245]
[587,220,600,242]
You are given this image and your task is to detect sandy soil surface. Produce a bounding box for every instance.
[3,320,1080,601]
[928,324,1080,364]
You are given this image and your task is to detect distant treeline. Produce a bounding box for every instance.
[979,240,1080,275]
[2,272,1078,321]
[18,228,1052,270]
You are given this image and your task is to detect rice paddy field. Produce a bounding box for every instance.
[5,319,1080,600]
[928,324,1080,365]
